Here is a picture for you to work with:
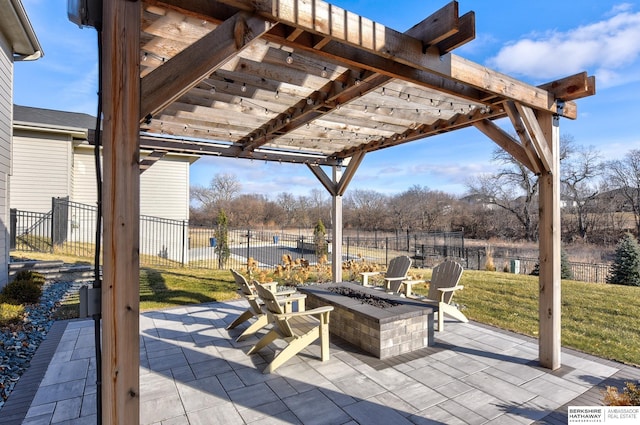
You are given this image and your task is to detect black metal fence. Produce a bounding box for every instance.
[10,198,612,283]
[11,198,188,267]
[458,250,610,283]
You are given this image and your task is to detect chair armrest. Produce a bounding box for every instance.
[275,289,298,296]
[399,279,425,297]
[384,276,408,281]
[360,271,380,286]
[437,285,463,302]
[261,282,279,291]
[277,293,306,301]
[276,306,334,319]
[438,285,463,293]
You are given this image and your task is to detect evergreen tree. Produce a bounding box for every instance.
[530,249,573,279]
[313,219,328,258]
[608,233,640,286]
[215,209,231,269]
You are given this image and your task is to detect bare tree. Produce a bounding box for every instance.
[561,144,604,241]
[466,150,539,241]
[465,136,576,241]
[606,149,640,236]
[190,173,241,211]
[391,185,455,232]
[345,189,390,231]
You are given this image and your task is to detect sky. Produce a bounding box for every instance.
[13,0,640,198]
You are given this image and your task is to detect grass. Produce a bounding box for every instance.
[13,250,640,366]
[410,269,640,366]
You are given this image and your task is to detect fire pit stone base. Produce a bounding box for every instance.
[298,282,434,359]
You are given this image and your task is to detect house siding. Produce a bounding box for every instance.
[73,147,190,220]
[140,155,190,220]
[11,130,72,212]
[0,33,12,288]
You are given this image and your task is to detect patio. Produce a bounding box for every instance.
[2,298,638,424]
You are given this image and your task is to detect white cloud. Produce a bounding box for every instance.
[488,6,640,87]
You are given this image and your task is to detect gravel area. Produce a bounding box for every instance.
[0,281,74,410]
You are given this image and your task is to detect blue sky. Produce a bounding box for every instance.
[14,0,640,197]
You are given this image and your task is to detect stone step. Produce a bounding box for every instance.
[9,261,100,284]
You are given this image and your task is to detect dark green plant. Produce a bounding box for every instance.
[313,219,328,258]
[607,233,640,286]
[1,279,42,305]
[214,209,231,269]
[13,270,46,285]
[530,249,573,279]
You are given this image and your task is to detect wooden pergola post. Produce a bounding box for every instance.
[332,165,344,282]
[102,0,141,422]
[537,109,562,370]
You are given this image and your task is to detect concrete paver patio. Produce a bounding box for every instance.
[2,299,639,424]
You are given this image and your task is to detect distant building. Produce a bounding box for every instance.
[0,0,43,288]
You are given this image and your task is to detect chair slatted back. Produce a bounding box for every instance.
[427,260,464,304]
[254,282,294,338]
[230,269,262,315]
[387,255,412,279]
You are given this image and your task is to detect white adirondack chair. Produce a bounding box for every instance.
[248,282,333,374]
[360,255,413,292]
[226,269,302,342]
[403,260,467,331]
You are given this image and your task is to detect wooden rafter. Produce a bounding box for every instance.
[140,11,272,121]
[139,150,168,173]
[473,119,540,174]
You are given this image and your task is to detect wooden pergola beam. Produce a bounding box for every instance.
[139,150,168,173]
[155,0,577,119]
[140,11,272,121]
[504,101,545,175]
[539,72,596,102]
[210,0,577,117]
[472,119,539,174]
[515,103,553,173]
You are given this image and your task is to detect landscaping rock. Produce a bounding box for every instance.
[0,281,73,409]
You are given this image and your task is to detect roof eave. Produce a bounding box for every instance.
[1,0,44,61]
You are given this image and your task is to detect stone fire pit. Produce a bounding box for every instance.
[298,282,434,359]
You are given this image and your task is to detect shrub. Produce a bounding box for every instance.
[314,219,328,258]
[530,249,573,279]
[0,303,25,326]
[607,233,640,286]
[214,209,230,269]
[485,246,496,271]
[13,270,46,285]
[603,381,640,406]
[1,279,42,305]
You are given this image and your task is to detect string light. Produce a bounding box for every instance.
[286,53,294,64]
[321,67,328,78]
[241,83,247,93]
[275,90,279,99]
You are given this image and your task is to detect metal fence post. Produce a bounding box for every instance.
[246,229,251,273]
[346,236,350,261]
[385,237,389,265]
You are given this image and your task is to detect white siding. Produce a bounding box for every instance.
[140,156,190,221]
[74,148,190,220]
[0,34,12,288]
[11,130,72,212]
[72,147,99,207]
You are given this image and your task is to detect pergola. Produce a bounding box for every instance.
[99,0,595,422]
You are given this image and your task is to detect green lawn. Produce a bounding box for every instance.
[410,269,640,366]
